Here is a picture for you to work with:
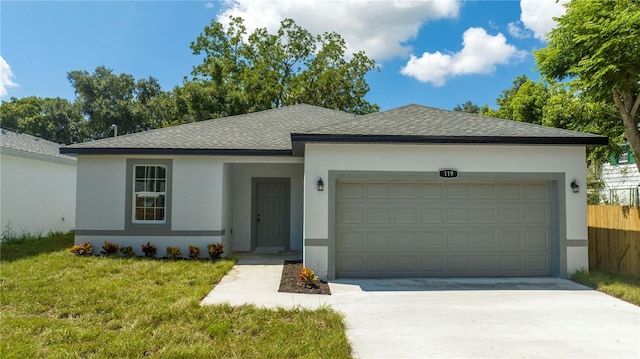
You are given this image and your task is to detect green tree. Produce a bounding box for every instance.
[489,75,550,124]
[67,66,168,138]
[453,101,481,114]
[0,96,85,144]
[535,0,640,172]
[189,16,379,116]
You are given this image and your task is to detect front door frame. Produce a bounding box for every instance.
[251,177,291,250]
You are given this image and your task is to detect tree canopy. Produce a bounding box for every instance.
[535,0,640,171]
[190,16,379,116]
[67,66,168,139]
[0,96,85,144]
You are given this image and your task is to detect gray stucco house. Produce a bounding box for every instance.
[61,104,607,279]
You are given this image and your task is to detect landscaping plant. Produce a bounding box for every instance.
[119,245,135,257]
[69,242,93,256]
[188,245,200,260]
[166,246,181,260]
[101,240,120,256]
[207,243,224,260]
[141,242,157,258]
[298,267,319,288]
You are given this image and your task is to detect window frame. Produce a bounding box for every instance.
[618,150,629,164]
[125,159,172,231]
[132,164,167,224]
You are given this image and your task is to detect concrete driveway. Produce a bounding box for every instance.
[202,254,640,359]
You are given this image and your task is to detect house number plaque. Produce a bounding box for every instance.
[439,169,458,178]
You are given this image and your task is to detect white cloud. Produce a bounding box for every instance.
[204,2,214,9]
[520,0,569,40]
[216,0,460,60]
[400,27,527,86]
[507,21,531,39]
[0,56,18,97]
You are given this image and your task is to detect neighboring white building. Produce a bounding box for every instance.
[62,104,608,279]
[0,129,77,238]
[601,145,640,205]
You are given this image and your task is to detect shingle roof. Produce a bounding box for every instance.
[61,104,354,155]
[1,128,77,164]
[60,103,608,156]
[293,104,609,145]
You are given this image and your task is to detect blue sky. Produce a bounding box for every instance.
[0,0,568,111]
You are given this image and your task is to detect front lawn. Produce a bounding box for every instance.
[571,269,640,306]
[0,233,351,358]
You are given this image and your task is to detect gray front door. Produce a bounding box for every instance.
[254,178,290,249]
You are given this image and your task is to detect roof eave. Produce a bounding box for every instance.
[290,134,609,146]
[59,147,294,156]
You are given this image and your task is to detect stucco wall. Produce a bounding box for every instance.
[231,162,304,251]
[76,156,126,231]
[74,155,304,256]
[303,143,588,279]
[0,153,76,237]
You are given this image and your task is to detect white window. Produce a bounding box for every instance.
[619,151,629,164]
[133,165,166,223]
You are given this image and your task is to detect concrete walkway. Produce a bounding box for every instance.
[201,253,640,359]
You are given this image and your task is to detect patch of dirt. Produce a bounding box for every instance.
[278,260,331,295]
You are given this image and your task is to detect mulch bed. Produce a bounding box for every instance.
[278,260,331,295]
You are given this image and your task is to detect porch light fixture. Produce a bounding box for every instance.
[317,178,324,191]
[570,180,580,193]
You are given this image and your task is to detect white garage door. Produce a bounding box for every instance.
[335,179,553,277]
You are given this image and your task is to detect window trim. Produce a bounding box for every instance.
[125,159,172,231]
[132,164,167,224]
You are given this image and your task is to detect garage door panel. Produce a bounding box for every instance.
[474,231,497,247]
[366,207,392,223]
[525,183,548,199]
[446,255,471,272]
[421,231,445,248]
[474,255,497,272]
[525,207,548,224]
[335,179,553,277]
[447,183,471,198]
[338,206,364,224]
[500,207,523,223]
[393,182,418,199]
[473,207,497,223]
[447,232,471,248]
[421,183,445,198]
[525,230,548,248]
[498,183,522,199]
[339,231,364,248]
[421,208,444,223]
[473,183,496,198]
[365,182,391,199]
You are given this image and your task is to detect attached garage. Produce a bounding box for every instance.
[297,105,608,280]
[335,179,555,278]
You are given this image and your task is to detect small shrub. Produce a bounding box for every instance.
[188,245,200,260]
[166,246,181,260]
[120,246,135,257]
[70,242,93,256]
[207,243,224,260]
[297,267,319,288]
[101,241,120,256]
[141,242,157,258]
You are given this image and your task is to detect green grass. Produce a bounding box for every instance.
[0,233,352,358]
[571,269,640,306]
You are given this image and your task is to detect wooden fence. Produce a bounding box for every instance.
[587,205,640,276]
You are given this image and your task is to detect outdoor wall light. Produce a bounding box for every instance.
[570,180,580,193]
[317,178,324,191]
